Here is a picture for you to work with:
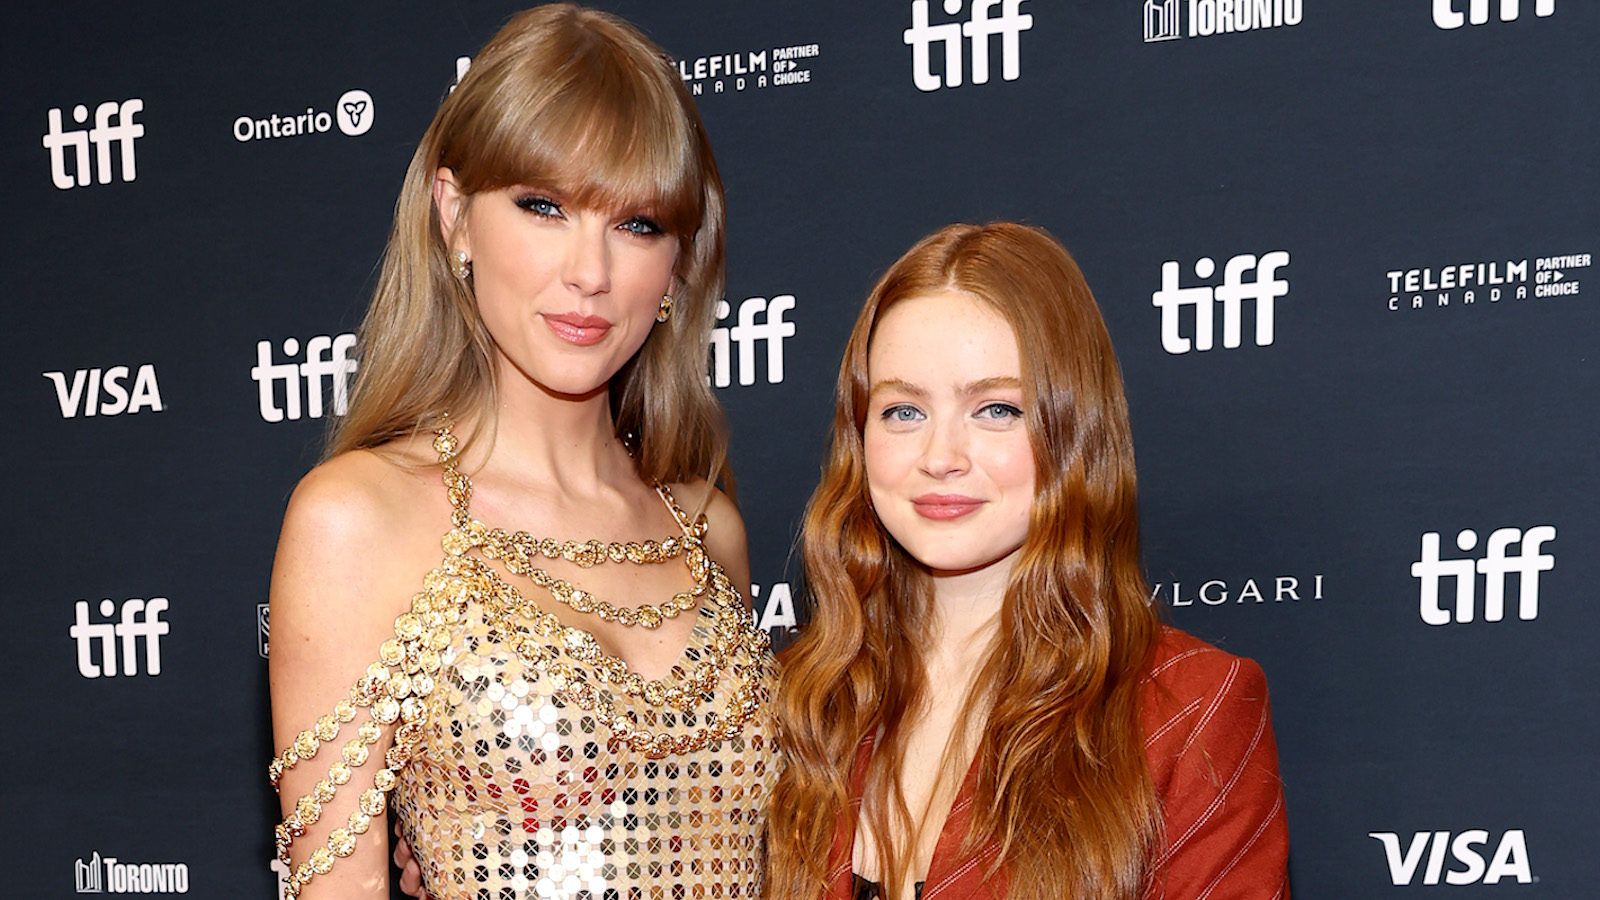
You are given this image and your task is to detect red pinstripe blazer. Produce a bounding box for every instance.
[821,627,1290,900]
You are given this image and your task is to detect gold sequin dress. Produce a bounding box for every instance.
[271,428,778,900]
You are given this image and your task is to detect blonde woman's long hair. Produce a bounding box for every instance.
[769,223,1162,900]
[329,3,729,487]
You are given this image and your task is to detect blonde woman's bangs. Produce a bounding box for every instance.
[448,34,703,237]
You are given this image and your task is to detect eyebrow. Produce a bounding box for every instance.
[867,376,1022,399]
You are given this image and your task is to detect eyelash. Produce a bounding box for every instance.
[878,402,1023,423]
[977,402,1023,420]
[620,216,665,236]
[515,194,562,217]
[513,195,664,236]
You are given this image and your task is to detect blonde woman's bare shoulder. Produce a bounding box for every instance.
[273,443,449,622]
[285,445,436,542]
[667,478,750,603]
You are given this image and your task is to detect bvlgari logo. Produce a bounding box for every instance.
[1150,573,1324,608]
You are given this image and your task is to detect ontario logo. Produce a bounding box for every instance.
[233,89,374,143]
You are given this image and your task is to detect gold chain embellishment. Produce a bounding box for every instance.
[480,527,703,629]
[503,533,685,568]
[267,423,771,899]
[438,428,709,629]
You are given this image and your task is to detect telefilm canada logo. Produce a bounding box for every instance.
[1433,0,1554,29]
[43,99,144,190]
[233,89,374,143]
[70,598,170,678]
[1369,830,1534,885]
[711,295,797,388]
[75,851,191,894]
[1411,526,1555,625]
[252,333,358,422]
[676,42,822,96]
[1144,0,1303,42]
[1386,253,1588,312]
[1152,251,1291,355]
[905,0,1034,91]
[44,364,164,418]
[1150,573,1325,607]
[454,43,823,99]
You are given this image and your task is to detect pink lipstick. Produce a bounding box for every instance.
[543,312,612,346]
[911,493,983,520]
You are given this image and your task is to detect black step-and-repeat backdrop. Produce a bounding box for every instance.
[4,1,1595,897]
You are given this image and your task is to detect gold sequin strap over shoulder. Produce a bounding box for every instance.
[268,423,776,900]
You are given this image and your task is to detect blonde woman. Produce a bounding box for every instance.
[768,224,1289,900]
[268,6,775,899]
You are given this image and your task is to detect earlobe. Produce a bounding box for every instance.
[432,167,469,253]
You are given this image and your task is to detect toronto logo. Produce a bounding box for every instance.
[1144,0,1303,42]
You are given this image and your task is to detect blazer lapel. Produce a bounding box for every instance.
[920,755,1005,900]
[828,735,1008,900]
[824,734,878,900]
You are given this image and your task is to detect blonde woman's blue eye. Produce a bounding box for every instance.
[620,216,664,236]
[515,195,561,217]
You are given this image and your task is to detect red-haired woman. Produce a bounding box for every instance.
[766,223,1290,900]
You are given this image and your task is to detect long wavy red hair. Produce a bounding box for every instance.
[768,223,1162,900]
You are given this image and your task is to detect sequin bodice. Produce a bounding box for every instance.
[391,560,778,900]
[270,427,778,900]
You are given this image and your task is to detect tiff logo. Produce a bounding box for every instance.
[1411,526,1555,625]
[1152,252,1290,354]
[252,334,358,422]
[70,598,169,678]
[711,296,796,387]
[44,365,164,418]
[43,99,144,190]
[905,0,1034,92]
[1434,0,1554,28]
[1369,830,1532,885]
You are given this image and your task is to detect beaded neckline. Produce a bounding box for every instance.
[268,423,772,899]
[437,425,707,630]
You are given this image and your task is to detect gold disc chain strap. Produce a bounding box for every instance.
[266,423,771,900]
